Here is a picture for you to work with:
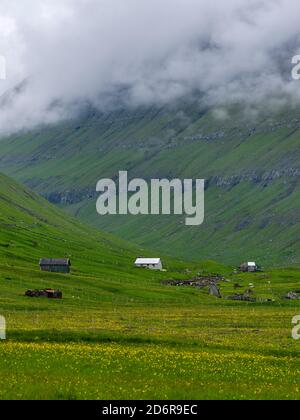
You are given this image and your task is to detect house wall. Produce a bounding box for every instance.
[136,263,162,270]
[40,265,70,273]
[46,291,63,299]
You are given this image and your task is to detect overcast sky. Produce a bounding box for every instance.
[1,0,300,134]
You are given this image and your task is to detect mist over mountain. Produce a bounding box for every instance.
[1,0,300,134]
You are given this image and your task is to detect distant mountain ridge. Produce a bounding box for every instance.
[0,101,300,266]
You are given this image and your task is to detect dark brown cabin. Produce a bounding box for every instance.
[39,258,71,273]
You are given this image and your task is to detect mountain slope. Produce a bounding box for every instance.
[1,103,300,265]
[0,171,200,300]
[0,170,139,275]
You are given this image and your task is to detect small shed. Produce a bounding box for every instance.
[134,258,163,270]
[240,262,257,273]
[25,289,63,299]
[39,258,71,273]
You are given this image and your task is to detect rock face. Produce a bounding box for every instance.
[163,275,223,298]
[162,275,224,288]
[209,284,222,298]
[229,289,257,302]
[44,189,96,205]
[39,167,300,207]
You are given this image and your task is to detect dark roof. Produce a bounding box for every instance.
[39,258,71,266]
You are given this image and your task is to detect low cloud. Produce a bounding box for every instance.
[1,0,300,134]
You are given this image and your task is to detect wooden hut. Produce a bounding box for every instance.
[39,258,71,273]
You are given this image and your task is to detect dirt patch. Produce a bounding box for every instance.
[162,274,224,289]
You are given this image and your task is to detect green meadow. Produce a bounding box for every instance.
[0,172,299,400]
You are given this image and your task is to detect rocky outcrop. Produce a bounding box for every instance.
[44,188,96,205]
[210,168,300,188]
[38,166,300,207]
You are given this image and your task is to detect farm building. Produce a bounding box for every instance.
[25,289,63,299]
[39,258,71,273]
[134,258,163,270]
[239,262,258,272]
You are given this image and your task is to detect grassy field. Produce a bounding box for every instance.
[0,172,300,400]
[1,271,300,400]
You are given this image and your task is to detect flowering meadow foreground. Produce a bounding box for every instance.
[1,281,299,400]
[1,338,299,400]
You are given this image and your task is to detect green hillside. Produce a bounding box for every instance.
[0,103,300,265]
[0,171,200,296]
[0,174,300,400]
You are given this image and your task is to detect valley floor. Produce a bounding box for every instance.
[1,287,299,400]
[0,169,299,399]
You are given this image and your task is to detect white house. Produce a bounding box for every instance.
[134,258,163,270]
[247,262,257,272]
[240,262,258,272]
